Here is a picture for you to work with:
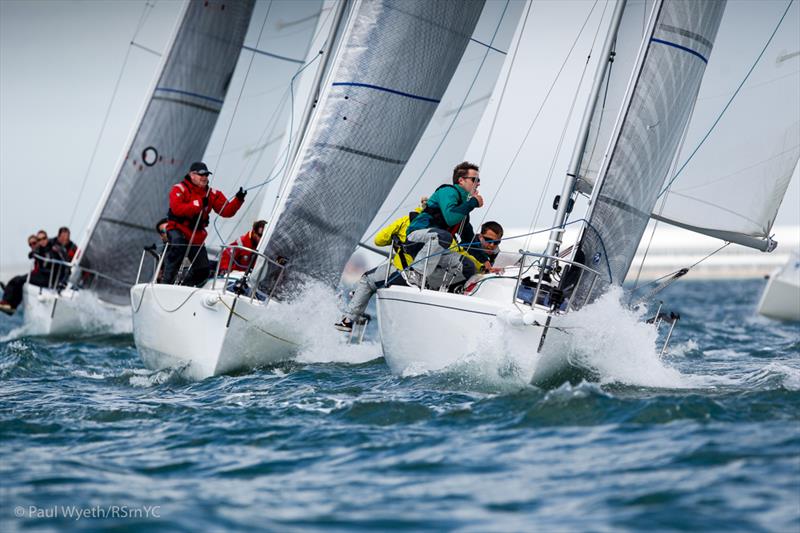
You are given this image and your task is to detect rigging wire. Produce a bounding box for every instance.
[209,1,275,172]
[67,0,156,227]
[476,1,534,165]
[363,0,512,242]
[657,0,795,198]
[479,0,601,227]
[524,0,608,249]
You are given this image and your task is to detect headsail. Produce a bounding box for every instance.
[570,0,727,308]
[260,0,486,289]
[75,0,256,305]
[650,0,799,251]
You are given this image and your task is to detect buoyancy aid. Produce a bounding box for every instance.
[423,184,465,235]
[219,231,258,273]
[166,176,243,245]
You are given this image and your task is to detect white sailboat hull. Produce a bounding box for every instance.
[757,256,800,321]
[376,275,549,378]
[22,283,131,336]
[131,283,298,380]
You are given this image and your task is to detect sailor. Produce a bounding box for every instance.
[0,235,39,315]
[50,227,78,262]
[334,197,428,332]
[219,220,266,273]
[463,221,504,273]
[162,162,246,286]
[404,161,484,290]
[28,230,53,287]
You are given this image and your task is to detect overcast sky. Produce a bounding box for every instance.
[1,0,798,276]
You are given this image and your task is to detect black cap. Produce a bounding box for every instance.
[189,162,212,176]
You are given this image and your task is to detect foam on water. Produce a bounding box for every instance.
[252,281,382,365]
[1,290,132,340]
[539,287,692,388]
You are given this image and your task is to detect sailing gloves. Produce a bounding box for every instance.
[235,187,247,202]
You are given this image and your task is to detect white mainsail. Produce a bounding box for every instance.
[570,0,727,308]
[259,0,487,289]
[74,0,256,305]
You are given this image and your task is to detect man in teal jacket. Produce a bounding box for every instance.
[405,161,484,290]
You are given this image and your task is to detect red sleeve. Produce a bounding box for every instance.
[210,189,243,218]
[170,184,202,218]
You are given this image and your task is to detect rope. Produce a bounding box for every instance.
[628,241,731,297]
[68,0,156,227]
[215,296,299,346]
[657,0,795,197]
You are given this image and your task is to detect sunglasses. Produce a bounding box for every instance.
[465,176,480,183]
[38,237,48,242]
[159,229,168,235]
[28,241,37,246]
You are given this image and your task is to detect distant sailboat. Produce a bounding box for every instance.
[23,0,256,336]
[757,250,800,321]
[130,0,490,379]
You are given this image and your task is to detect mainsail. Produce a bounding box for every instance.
[570,0,726,308]
[74,0,255,305]
[260,0,486,289]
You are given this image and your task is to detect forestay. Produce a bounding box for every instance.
[75,0,255,305]
[260,0,485,289]
[651,0,799,251]
[571,0,726,308]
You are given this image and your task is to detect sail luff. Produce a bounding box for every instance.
[73,0,257,305]
[256,0,359,256]
[569,0,727,308]
[71,1,190,275]
[258,0,486,292]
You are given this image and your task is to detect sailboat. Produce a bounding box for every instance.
[758,250,800,321]
[375,0,799,384]
[23,0,256,336]
[130,0,496,379]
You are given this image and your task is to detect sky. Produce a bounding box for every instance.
[1,0,798,277]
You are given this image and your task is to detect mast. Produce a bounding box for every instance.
[543,0,628,263]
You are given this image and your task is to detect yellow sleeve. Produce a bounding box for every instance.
[374,216,409,247]
[457,246,484,272]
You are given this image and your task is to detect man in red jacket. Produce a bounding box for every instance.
[162,162,246,286]
[218,220,266,274]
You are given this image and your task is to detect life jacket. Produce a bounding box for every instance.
[167,177,210,232]
[422,184,471,239]
[219,232,258,273]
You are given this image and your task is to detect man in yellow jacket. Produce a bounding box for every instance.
[334,198,427,333]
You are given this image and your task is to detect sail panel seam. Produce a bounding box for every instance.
[315,142,406,164]
[152,95,221,114]
[650,37,708,63]
[242,45,304,64]
[154,87,225,104]
[331,82,440,103]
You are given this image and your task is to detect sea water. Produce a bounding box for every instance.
[1,279,798,532]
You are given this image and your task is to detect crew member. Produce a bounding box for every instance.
[162,162,246,286]
[405,161,484,290]
[219,220,266,273]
